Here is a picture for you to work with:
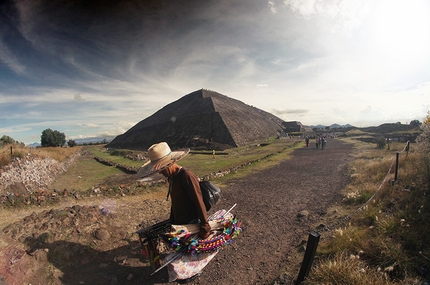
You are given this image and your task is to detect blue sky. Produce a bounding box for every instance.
[1,0,429,145]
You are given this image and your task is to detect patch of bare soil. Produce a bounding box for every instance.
[0,138,353,285]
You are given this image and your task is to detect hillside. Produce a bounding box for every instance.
[358,123,419,134]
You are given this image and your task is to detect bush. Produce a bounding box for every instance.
[415,122,430,184]
[376,136,386,149]
[67,139,77,147]
[1,135,15,145]
[41,129,66,147]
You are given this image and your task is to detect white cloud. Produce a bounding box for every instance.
[1,0,429,143]
[0,41,26,75]
[284,0,369,35]
[268,1,277,13]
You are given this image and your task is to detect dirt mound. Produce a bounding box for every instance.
[0,195,172,284]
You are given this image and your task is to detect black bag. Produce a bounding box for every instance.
[199,180,221,211]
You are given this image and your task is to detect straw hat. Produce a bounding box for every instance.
[137,142,189,178]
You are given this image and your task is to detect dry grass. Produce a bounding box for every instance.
[303,251,417,285]
[27,146,82,161]
[0,144,81,167]
[304,139,430,284]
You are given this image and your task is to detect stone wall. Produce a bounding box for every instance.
[0,152,81,194]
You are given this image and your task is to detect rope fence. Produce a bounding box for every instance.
[296,140,411,285]
[0,146,13,156]
[316,157,395,234]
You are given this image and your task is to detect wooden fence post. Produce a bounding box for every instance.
[394,152,399,182]
[296,231,320,284]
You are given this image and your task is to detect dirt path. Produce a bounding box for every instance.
[0,138,353,285]
[147,138,353,284]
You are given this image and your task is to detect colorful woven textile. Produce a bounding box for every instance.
[162,209,242,281]
[163,211,242,255]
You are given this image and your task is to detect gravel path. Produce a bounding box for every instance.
[149,138,353,284]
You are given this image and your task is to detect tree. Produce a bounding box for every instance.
[41,129,66,147]
[67,139,77,147]
[424,111,430,125]
[410,120,421,127]
[0,135,16,145]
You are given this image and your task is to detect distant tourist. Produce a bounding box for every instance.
[321,137,327,150]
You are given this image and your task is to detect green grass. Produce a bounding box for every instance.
[49,138,302,193]
[91,147,143,168]
[51,149,122,191]
[87,137,301,180]
[180,137,301,178]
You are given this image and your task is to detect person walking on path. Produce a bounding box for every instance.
[321,137,326,149]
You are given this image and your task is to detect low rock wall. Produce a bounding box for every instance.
[0,152,81,194]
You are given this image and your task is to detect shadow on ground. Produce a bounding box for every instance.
[24,237,169,284]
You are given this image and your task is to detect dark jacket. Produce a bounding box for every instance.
[169,168,211,237]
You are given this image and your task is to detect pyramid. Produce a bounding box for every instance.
[107,89,287,150]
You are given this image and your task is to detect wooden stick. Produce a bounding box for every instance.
[172,220,226,234]
[224,203,237,217]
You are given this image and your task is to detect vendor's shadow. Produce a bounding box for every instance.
[24,236,169,285]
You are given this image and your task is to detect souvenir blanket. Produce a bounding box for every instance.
[161,208,242,282]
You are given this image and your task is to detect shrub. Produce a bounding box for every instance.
[67,139,77,147]
[0,155,9,167]
[415,121,430,184]
[0,135,15,145]
[376,136,386,149]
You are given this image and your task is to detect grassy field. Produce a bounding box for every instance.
[48,137,302,193]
